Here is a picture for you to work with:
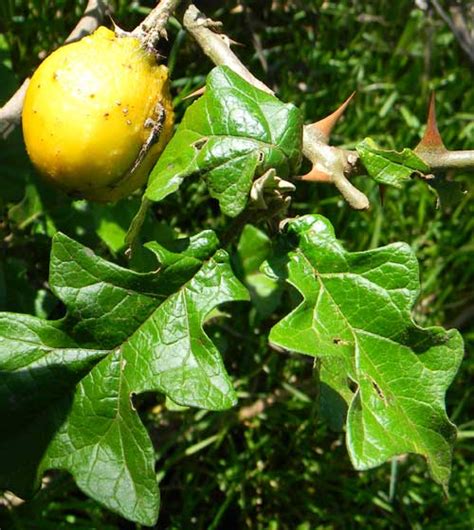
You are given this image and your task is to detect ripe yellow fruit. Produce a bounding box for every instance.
[22,26,174,202]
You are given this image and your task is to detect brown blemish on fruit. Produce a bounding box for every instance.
[122,108,129,115]
[52,72,58,81]
[89,93,96,98]
[126,119,132,125]
[104,112,110,118]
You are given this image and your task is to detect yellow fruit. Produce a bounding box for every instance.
[22,26,174,202]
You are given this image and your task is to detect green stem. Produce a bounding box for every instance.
[124,196,152,258]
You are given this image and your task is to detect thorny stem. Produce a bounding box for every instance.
[183,5,274,95]
[131,0,184,48]
[184,4,370,210]
[302,125,369,210]
[183,3,474,209]
[418,149,474,171]
[0,79,29,139]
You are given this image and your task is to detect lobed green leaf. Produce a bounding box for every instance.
[265,215,463,491]
[146,66,303,217]
[0,231,248,524]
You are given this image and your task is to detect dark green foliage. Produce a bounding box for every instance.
[1,1,473,529]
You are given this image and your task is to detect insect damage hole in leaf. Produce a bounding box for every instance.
[0,229,249,525]
[192,137,209,151]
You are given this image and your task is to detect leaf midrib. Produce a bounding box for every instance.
[299,251,431,461]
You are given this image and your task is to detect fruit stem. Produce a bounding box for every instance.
[125,197,153,258]
[132,0,184,48]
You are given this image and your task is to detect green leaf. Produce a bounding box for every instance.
[237,224,273,277]
[146,66,303,217]
[0,314,107,493]
[0,231,248,524]
[427,174,466,210]
[146,229,220,266]
[0,256,54,317]
[7,182,43,230]
[266,215,463,490]
[356,137,430,188]
[235,224,282,319]
[44,350,160,525]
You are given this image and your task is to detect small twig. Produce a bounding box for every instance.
[242,4,269,74]
[183,4,274,95]
[65,0,109,44]
[430,0,474,64]
[0,0,109,139]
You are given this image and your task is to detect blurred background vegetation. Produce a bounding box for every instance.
[0,0,473,528]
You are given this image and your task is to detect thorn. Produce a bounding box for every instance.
[110,18,129,38]
[416,92,446,152]
[307,92,356,143]
[221,35,245,47]
[183,86,206,100]
[297,167,333,183]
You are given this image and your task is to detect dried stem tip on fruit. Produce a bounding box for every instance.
[22,26,174,202]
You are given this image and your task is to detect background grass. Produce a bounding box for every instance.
[0,0,473,528]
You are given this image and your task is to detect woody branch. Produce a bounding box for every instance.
[183,3,474,210]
